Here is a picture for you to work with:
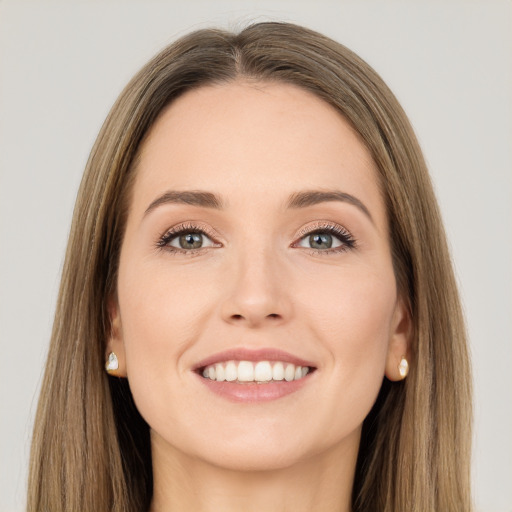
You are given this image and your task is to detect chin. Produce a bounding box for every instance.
[160,424,316,472]
[201,443,311,473]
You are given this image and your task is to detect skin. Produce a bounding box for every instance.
[108,81,411,512]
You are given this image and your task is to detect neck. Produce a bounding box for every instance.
[149,430,359,512]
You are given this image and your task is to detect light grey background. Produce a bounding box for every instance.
[0,1,510,511]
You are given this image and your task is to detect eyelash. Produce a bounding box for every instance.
[293,221,357,255]
[156,221,357,255]
[156,222,219,256]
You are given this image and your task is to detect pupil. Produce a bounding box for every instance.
[180,232,202,249]
[310,233,332,249]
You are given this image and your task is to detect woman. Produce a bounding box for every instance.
[28,22,472,511]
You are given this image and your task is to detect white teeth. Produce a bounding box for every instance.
[284,364,295,382]
[254,361,272,382]
[237,361,254,382]
[225,361,237,381]
[272,362,284,381]
[215,363,225,382]
[201,360,311,383]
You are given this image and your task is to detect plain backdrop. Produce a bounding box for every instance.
[0,1,511,511]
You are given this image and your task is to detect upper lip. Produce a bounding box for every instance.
[193,347,317,371]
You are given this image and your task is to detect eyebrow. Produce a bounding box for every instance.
[144,190,224,216]
[144,188,373,223]
[286,190,373,223]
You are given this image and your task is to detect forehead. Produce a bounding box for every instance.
[132,81,385,224]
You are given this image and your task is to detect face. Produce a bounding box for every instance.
[109,81,410,471]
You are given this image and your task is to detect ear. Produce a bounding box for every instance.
[105,296,127,378]
[385,297,412,382]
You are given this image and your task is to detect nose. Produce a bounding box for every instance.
[220,247,293,328]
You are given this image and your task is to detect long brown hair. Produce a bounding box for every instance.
[28,22,472,511]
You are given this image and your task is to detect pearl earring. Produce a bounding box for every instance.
[105,352,119,373]
[398,356,409,379]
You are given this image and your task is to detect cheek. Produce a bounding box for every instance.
[301,261,396,342]
[298,264,396,407]
[115,262,216,432]
[118,261,218,367]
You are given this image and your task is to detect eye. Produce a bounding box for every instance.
[157,223,219,253]
[298,232,341,250]
[168,231,214,250]
[293,223,356,253]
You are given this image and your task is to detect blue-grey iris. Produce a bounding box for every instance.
[309,233,332,249]
[180,233,203,249]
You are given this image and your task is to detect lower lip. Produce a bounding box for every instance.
[195,373,313,403]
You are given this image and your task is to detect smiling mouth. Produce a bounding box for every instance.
[197,360,316,384]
